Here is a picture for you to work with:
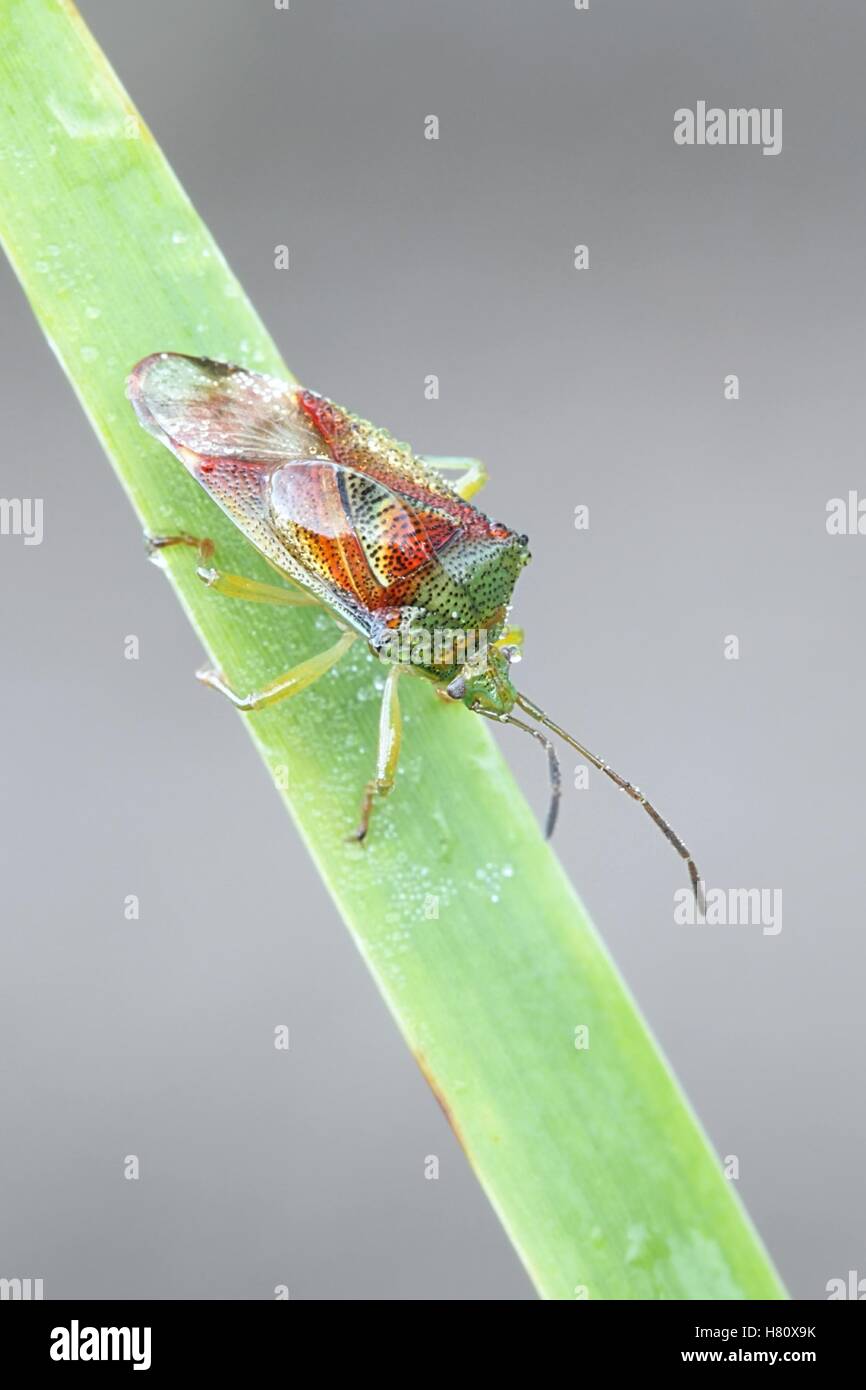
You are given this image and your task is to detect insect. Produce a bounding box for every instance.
[127,352,703,901]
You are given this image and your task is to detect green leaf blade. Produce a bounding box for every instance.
[0,0,786,1300]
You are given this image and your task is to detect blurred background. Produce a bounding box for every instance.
[1,0,864,1299]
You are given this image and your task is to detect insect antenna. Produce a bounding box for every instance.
[472,704,562,838]
[515,692,705,910]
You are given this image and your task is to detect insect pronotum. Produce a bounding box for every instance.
[127,353,703,905]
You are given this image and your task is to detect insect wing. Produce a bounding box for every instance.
[126,353,358,614]
[128,355,467,616]
[127,353,323,463]
[127,354,523,631]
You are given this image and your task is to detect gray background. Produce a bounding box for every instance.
[1,0,863,1300]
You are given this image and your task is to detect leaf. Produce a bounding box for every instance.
[0,0,785,1299]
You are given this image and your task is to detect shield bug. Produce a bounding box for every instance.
[127,352,703,902]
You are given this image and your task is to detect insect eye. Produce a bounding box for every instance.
[445,675,466,701]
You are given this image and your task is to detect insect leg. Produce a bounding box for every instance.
[195,567,319,607]
[146,531,318,606]
[421,456,489,500]
[349,665,403,842]
[197,629,356,711]
[145,531,215,563]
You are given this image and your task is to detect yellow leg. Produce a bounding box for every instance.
[147,530,317,607]
[197,629,356,711]
[422,456,489,501]
[196,566,318,606]
[350,665,403,841]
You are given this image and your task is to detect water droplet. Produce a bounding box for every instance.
[85,306,101,319]
[502,863,514,878]
[171,230,187,245]
[81,346,98,362]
